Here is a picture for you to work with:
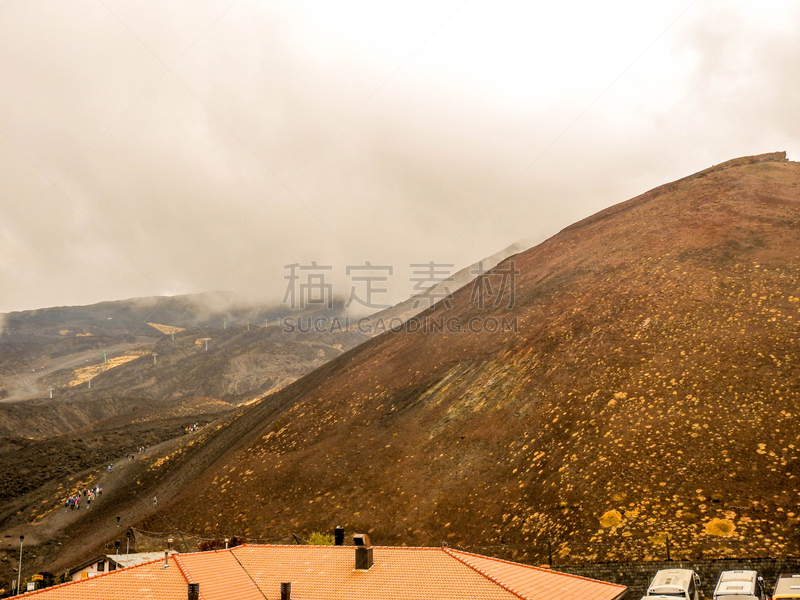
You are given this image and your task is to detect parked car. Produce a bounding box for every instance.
[713,570,767,600]
[641,569,701,600]
[773,574,800,600]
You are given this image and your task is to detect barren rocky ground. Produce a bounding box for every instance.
[3,153,800,588]
[137,153,800,564]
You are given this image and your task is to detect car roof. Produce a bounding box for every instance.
[650,569,695,593]
[715,570,757,596]
[775,574,800,596]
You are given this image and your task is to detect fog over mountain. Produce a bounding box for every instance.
[1,0,799,313]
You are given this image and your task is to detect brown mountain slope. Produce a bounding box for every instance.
[63,152,800,570]
[139,152,800,563]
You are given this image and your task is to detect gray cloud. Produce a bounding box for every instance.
[0,0,798,314]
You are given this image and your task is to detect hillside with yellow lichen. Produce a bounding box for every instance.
[135,153,800,564]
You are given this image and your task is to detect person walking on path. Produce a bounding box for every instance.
[153,496,157,507]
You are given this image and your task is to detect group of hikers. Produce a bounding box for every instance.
[122,446,146,462]
[183,423,200,434]
[64,486,102,510]
[66,446,148,512]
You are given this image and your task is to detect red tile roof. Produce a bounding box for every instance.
[17,556,189,599]
[445,548,627,600]
[232,545,519,600]
[175,549,265,600]
[20,544,626,600]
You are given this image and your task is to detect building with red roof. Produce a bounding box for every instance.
[18,542,626,600]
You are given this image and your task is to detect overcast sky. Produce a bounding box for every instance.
[1,0,798,314]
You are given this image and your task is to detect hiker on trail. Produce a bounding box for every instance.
[153,496,157,507]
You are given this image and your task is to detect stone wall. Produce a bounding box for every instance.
[554,558,800,599]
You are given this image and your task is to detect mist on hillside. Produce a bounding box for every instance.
[0,1,798,313]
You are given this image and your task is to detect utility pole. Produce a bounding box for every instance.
[153,353,157,366]
[223,318,227,330]
[665,534,671,561]
[126,531,130,556]
[246,322,250,331]
[547,538,553,566]
[17,535,23,594]
[88,378,91,389]
[205,339,208,351]
[48,387,53,399]
[103,350,107,363]
[170,332,174,341]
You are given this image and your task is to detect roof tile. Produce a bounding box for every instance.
[19,544,626,600]
[444,548,627,600]
[18,556,189,599]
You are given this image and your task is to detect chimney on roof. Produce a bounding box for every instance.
[334,526,344,546]
[353,533,373,570]
[281,582,291,600]
[188,583,200,600]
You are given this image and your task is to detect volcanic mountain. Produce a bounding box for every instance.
[5,152,800,581]
[132,151,800,562]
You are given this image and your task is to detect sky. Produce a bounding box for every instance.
[0,0,799,314]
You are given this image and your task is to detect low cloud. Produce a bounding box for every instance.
[0,1,798,312]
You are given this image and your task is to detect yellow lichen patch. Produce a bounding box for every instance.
[704,518,736,537]
[68,352,147,386]
[59,330,71,335]
[624,508,640,520]
[76,332,93,337]
[599,509,623,528]
[150,456,171,469]
[146,322,186,335]
[649,532,670,544]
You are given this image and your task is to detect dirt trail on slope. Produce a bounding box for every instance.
[0,429,202,583]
